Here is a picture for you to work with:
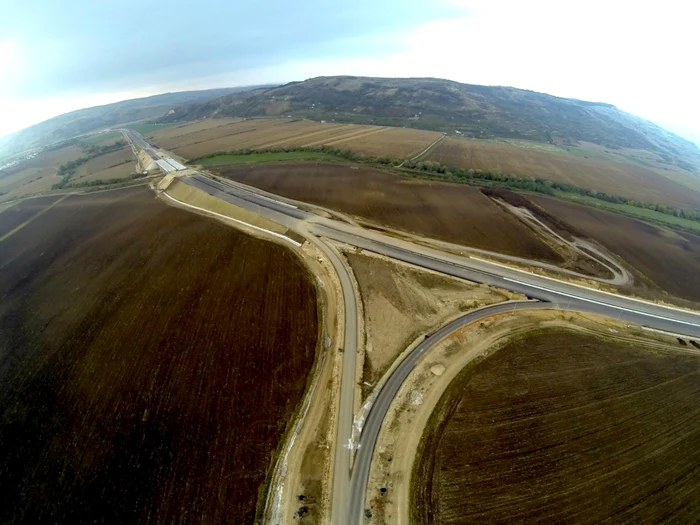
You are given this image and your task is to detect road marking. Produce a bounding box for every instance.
[161,191,302,247]
[641,326,700,339]
[503,277,700,329]
[210,176,298,209]
[475,256,698,317]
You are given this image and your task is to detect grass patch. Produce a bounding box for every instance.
[195,151,339,166]
[130,122,179,135]
[552,190,700,233]
[81,132,122,145]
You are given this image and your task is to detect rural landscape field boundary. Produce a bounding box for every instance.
[0,194,70,241]
[185,143,700,235]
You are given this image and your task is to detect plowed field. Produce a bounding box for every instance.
[0,195,61,238]
[426,137,700,209]
[532,195,700,303]
[221,163,562,262]
[0,186,318,524]
[150,119,439,160]
[413,330,700,524]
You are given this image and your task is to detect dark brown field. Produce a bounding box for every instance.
[532,195,700,303]
[413,330,700,524]
[0,195,61,238]
[0,186,318,524]
[221,163,562,263]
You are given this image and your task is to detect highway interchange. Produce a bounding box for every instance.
[179,170,700,525]
[128,128,700,524]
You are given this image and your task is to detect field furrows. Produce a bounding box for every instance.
[413,331,700,524]
[0,186,318,524]
[302,126,387,147]
[221,163,563,262]
[533,195,700,303]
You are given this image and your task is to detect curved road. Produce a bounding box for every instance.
[305,236,360,525]
[348,301,551,525]
[152,161,700,525]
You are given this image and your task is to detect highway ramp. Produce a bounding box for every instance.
[173,172,700,525]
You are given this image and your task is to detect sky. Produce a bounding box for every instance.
[1,0,699,146]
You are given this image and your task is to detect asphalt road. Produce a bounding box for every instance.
[347,301,551,524]
[121,128,159,160]
[177,172,700,525]
[308,238,360,525]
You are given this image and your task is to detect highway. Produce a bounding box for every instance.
[348,301,551,525]
[176,171,700,525]
[121,128,159,159]
[121,128,187,173]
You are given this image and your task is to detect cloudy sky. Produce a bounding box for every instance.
[1,0,698,145]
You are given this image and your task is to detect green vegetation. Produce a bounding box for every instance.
[190,145,402,166]
[0,88,241,160]
[400,158,700,233]
[60,172,149,189]
[130,122,179,135]
[192,144,700,233]
[81,131,122,145]
[195,151,337,166]
[161,76,700,173]
[53,141,128,189]
[551,191,700,233]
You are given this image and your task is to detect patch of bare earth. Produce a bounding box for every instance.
[344,250,516,399]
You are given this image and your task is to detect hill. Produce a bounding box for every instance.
[162,76,700,173]
[0,87,269,161]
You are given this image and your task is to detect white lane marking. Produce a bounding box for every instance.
[163,157,187,171]
[641,326,699,339]
[503,277,700,329]
[209,176,298,209]
[474,256,699,317]
[155,159,176,173]
[161,191,302,247]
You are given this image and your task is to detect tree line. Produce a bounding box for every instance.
[53,140,128,189]
[403,159,700,223]
[189,145,700,226]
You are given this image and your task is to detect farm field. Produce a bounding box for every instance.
[0,186,318,524]
[0,145,83,202]
[425,137,700,209]
[413,330,700,525]
[0,195,62,238]
[221,163,563,262]
[532,195,700,303]
[196,150,337,166]
[72,146,137,183]
[149,118,439,160]
[81,131,123,146]
[328,127,441,158]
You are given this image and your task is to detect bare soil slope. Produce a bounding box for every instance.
[414,330,700,524]
[346,252,509,389]
[0,186,318,524]
[221,163,562,262]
